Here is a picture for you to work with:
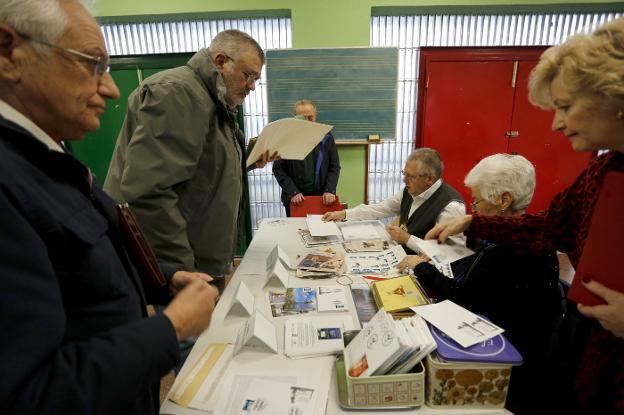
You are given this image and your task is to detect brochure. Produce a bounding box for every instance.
[268,287,317,318]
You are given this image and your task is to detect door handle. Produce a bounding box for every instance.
[505,131,519,138]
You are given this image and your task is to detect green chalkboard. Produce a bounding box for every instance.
[266,47,398,142]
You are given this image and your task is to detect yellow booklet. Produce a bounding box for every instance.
[371,275,430,313]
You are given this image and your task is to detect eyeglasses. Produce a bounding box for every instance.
[19,32,109,77]
[401,169,430,182]
[224,54,261,84]
[470,198,485,210]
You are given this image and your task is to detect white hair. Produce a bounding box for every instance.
[209,29,265,64]
[464,153,535,213]
[0,0,93,55]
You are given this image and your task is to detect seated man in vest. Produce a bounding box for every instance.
[323,148,466,251]
[273,99,341,216]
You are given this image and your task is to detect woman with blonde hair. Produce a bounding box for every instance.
[427,17,624,414]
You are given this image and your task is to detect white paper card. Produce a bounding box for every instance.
[226,281,255,317]
[246,118,332,168]
[413,237,474,277]
[234,312,278,355]
[411,300,504,348]
[340,222,380,240]
[284,315,355,358]
[317,286,349,312]
[264,259,289,287]
[266,244,293,271]
[306,214,341,237]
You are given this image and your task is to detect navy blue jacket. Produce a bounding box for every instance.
[0,117,179,414]
[272,132,341,206]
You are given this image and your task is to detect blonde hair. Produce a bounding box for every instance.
[529,16,624,110]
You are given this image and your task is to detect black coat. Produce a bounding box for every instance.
[272,132,341,206]
[0,117,179,414]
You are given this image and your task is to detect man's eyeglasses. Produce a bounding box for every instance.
[401,169,430,182]
[471,198,485,210]
[19,32,109,77]
[224,54,261,84]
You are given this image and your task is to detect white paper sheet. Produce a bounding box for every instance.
[306,215,341,237]
[246,118,332,168]
[284,314,355,358]
[339,222,380,240]
[411,300,504,348]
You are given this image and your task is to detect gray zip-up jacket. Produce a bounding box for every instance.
[104,49,246,276]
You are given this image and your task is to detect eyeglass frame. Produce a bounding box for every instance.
[400,169,432,182]
[17,31,109,77]
[470,198,486,210]
[223,54,261,85]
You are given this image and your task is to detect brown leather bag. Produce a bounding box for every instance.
[116,203,167,289]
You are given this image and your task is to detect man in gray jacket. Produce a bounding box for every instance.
[105,30,272,290]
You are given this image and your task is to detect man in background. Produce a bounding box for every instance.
[273,99,341,216]
[0,0,218,413]
[323,148,466,251]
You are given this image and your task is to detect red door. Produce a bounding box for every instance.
[508,61,592,212]
[416,48,591,214]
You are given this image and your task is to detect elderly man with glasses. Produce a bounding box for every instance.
[0,0,220,414]
[323,147,466,251]
[104,29,277,370]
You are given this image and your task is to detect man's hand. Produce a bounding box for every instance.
[389,217,400,227]
[170,271,214,295]
[290,193,305,206]
[425,215,473,243]
[397,255,428,273]
[254,150,280,169]
[163,279,219,341]
[322,192,336,205]
[322,210,346,222]
[577,280,624,339]
[387,224,410,245]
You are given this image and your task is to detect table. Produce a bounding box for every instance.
[160,218,511,415]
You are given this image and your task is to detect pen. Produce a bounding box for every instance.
[363,275,385,281]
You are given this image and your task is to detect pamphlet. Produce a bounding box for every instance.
[317,285,349,312]
[268,287,318,318]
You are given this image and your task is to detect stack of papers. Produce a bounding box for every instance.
[342,240,390,253]
[343,308,436,378]
[339,221,380,241]
[371,275,430,313]
[297,248,345,273]
[284,315,355,359]
[298,229,340,247]
[306,215,341,237]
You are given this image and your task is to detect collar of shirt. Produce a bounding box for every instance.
[0,99,64,153]
[409,178,442,202]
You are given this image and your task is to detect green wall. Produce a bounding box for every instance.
[94,0,622,206]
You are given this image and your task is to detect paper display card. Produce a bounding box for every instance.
[306,214,341,237]
[245,117,332,168]
[169,343,234,410]
[346,244,407,275]
[264,258,290,288]
[411,300,504,348]
[284,315,355,359]
[266,244,293,271]
[268,287,317,318]
[234,312,278,355]
[339,222,380,241]
[317,286,349,312]
[226,281,255,317]
[213,376,318,415]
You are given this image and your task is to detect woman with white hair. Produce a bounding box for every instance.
[398,154,560,415]
[426,17,624,414]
